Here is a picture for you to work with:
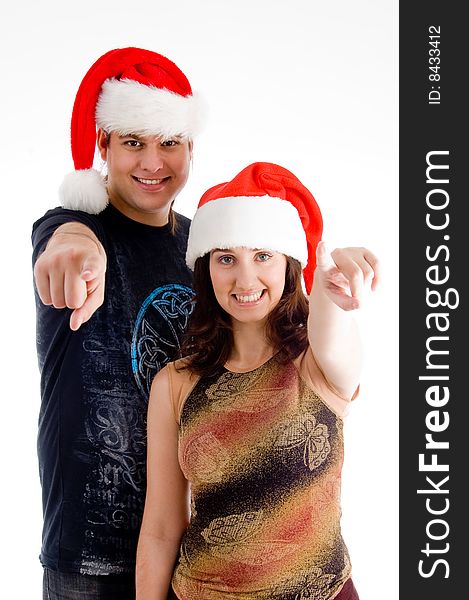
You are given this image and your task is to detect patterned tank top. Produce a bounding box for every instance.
[171,351,352,599]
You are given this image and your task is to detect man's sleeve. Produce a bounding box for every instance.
[31,207,105,265]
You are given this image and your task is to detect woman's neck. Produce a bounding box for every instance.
[227,321,276,371]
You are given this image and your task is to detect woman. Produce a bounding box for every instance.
[136,162,379,599]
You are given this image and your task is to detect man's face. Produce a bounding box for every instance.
[97,130,192,226]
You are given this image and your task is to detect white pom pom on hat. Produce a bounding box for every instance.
[59,169,109,214]
[59,47,207,214]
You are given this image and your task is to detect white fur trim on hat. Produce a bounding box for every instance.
[59,169,109,214]
[95,79,207,139]
[185,195,308,269]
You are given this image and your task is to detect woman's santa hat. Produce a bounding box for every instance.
[186,162,323,294]
[60,47,206,214]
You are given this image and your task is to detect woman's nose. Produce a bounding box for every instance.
[235,262,258,290]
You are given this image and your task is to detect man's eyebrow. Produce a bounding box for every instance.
[117,132,141,139]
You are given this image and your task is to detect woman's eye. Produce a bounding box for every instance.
[219,256,234,265]
[257,253,272,262]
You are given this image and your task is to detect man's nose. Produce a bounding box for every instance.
[139,146,165,172]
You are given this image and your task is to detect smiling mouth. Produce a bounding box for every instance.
[234,290,265,303]
[133,176,169,185]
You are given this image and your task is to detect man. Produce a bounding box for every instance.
[32,47,206,599]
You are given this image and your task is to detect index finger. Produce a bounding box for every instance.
[315,241,335,270]
[69,282,105,331]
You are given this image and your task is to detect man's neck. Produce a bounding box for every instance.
[109,198,171,227]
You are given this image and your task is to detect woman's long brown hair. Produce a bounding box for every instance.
[179,254,309,376]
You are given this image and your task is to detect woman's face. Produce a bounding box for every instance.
[209,247,287,326]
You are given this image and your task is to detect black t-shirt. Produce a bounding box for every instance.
[32,205,193,575]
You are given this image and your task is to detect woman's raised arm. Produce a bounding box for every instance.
[307,242,380,400]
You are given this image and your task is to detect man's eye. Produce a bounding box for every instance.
[124,140,142,148]
[161,139,178,147]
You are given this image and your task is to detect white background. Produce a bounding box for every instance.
[0,1,398,597]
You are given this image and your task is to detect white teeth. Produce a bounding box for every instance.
[235,291,263,303]
[136,177,163,184]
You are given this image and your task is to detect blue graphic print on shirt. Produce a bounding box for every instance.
[131,284,195,397]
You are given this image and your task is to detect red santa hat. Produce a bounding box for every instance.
[59,47,206,214]
[186,162,323,294]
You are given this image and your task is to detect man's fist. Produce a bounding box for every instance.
[34,223,107,330]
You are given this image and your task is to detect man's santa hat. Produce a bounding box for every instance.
[59,47,206,214]
[186,162,323,294]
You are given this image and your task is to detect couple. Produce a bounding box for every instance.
[33,47,378,600]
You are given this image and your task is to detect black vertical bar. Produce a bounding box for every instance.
[400,2,467,596]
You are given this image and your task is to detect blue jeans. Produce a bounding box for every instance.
[42,568,135,600]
